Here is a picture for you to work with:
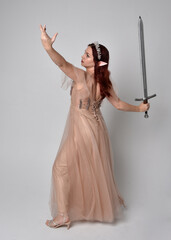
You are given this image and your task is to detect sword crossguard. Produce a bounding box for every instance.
[135,94,156,101]
[135,93,157,118]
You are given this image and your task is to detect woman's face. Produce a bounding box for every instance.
[81,46,95,68]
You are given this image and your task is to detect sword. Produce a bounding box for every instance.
[135,16,156,118]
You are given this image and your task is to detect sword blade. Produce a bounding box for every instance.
[138,16,148,100]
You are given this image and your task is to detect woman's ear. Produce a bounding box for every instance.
[98,61,108,66]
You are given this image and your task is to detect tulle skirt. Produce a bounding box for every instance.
[48,103,125,223]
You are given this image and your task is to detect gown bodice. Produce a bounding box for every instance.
[70,72,104,121]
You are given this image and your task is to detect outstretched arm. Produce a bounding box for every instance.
[106,84,150,112]
[39,24,78,81]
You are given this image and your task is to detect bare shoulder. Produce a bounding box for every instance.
[60,61,85,83]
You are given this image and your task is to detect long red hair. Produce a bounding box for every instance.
[88,43,112,99]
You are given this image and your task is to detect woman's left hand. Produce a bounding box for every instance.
[139,102,150,112]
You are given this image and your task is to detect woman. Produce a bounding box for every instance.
[40,24,150,229]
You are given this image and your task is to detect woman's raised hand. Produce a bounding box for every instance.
[39,24,58,51]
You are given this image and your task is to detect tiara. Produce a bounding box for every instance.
[94,41,101,60]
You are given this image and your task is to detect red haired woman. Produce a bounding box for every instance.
[40,24,150,229]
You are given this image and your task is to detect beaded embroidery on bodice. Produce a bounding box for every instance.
[78,97,102,121]
[70,76,103,121]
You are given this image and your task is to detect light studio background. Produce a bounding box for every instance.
[0,0,170,239]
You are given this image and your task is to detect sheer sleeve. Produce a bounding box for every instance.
[60,64,90,99]
[60,72,73,90]
[60,64,84,89]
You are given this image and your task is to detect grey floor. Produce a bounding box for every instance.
[1,193,170,240]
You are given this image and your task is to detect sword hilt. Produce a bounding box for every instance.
[143,98,149,118]
[135,93,156,118]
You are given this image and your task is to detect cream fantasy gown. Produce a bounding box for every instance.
[48,65,126,223]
